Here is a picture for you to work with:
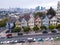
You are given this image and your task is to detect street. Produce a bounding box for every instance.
[0,33,60,42]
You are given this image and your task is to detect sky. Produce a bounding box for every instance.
[0,0,60,9]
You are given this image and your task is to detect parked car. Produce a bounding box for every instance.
[6,34,12,38]
[6,41,10,44]
[51,30,57,33]
[10,40,18,44]
[44,37,50,41]
[17,39,25,43]
[27,38,36,42]
[14,40,18,43]
[10,40,16,44]
[42,31,48,34]
[2,41,7,44]
[37,38,44,42]
[5,30,10,33]
[18,33,23,36]
[44,37,54,41]
[50,37,54,41]
[0,41,4,44]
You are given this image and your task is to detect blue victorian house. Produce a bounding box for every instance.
[42,16,49,28]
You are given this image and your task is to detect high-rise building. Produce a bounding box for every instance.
[56,1,60,18]
[35,6,40,11]
[41,7,45,10]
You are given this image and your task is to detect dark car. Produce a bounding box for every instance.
[5,30,10,33]
[51,30,57,33]
[42,30,48,34]
[17,39,25,43]
[18,33,23,36]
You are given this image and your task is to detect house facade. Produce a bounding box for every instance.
[6,22,14,30]
[50,16,57,26]
[56,1,60,19]
[42,16,49,28]
[15,20,21,27]
[21,18,27,27]
[28,14,34,28]
[35,16,41,28]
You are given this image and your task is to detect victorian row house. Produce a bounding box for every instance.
[42,16,49,28]
[14,14,42,29]
[28,14,34,28]
[34,16,41,28]
[6,1,60,29]
[50,16,57,26]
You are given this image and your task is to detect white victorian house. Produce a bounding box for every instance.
[15,20,21,27]
[50,16,57,26]
[21,18,27,27]
[28,14,34,29]
[56,1,60,19]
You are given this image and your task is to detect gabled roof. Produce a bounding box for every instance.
[35,16,41,21]
[50,16,57,20]
[42,16,49,20]
[18,15,30,22]
[8,17,17,23]
[18,16,23,22]
[23,15,30,22]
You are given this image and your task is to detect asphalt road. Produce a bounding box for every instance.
[0,28,6,33]
[0,33,60,42]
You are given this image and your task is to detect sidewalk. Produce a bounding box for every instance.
[24,32,42,35]
[0,30,7,37]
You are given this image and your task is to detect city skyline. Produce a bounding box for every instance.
[0,0,60,9]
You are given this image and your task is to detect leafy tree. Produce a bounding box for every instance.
[33,25,39,31]
[23,27,30,33]
[13,27,21,32]
[3,18,8,22]
[47,7,56,17]
[34,12,45,17]
[49,25,56,30]
[0,18,8,27]
[0,21,6,27]
[56,24,60,31]
[40,26,47,30]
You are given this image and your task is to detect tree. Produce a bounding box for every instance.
[40,26,47,30]
[3,18,8,22]
[34,12,45,17]
[47,7,56,17]
[56,24,60,31]
[0,21,6,27]
[49,25,56,30]
[0,18,8,27]
[33,25,39,31]
[13,27,21,32]
[23,27,30,33]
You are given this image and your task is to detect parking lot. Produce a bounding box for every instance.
[0,41,60,45]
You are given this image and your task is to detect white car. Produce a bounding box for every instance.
[27,38,33,40]
[27,38,36,42]
[44,37,50,41]
[50,37,54,41]
[14,40,17,43]
[44,37,54,41]
[2,41,7,44]
[6,41,10,44]
[0,41,3,44]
